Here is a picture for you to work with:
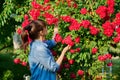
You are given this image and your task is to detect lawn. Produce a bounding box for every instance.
[0,47,30,80]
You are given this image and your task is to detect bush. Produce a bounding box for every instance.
[14,0,120,79]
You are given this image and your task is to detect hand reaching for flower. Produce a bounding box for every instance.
[52,21,59,39]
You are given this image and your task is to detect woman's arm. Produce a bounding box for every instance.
[56,45,71,65]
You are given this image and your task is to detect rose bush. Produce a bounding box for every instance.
[14,0,120,79]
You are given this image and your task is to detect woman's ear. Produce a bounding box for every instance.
[40,31,43,35]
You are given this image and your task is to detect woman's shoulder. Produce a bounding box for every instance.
[32,40,47,47]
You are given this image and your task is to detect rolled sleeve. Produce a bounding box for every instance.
[34,45,59,72]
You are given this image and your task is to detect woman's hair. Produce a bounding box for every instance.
[21,19,46,52]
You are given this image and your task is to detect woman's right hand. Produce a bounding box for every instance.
[62,45,71,54]
[56,45,71,65]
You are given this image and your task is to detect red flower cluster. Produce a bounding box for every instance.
[89,26,99,35]
[62,35,74,46]
[102,21,114,37]
[96,0,115,19]
[112,12,120,43]
[77,70,84,76]
[61,16,81,31]
[80,8,87,15]
[69,18,81,31]
[29,9,40,20]
[81,20,91,28]
[43,12,58,25]
[14,58,27,66]
[96,6,108,19]
[98,53,112,61]
[61,16,71,22]
[31,0,42,9]
[21,14,30,28]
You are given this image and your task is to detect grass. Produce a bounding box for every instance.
[0,47,30,80]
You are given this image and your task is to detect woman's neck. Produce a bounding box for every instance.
[38,36,45,41]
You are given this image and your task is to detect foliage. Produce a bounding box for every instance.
[2,70,14,80]
[0,0,32,49]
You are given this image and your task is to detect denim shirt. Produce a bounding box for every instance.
[28,39,60,80]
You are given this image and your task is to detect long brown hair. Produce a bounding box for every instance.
[21,19,46,52]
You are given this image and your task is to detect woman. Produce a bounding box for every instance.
[21,19,71,80]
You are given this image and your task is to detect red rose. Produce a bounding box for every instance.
[21,20,30,28]
[89,26,99,35]
[107,62,113,66]
[115,12,120,20]
[98,55,105,61]
[102,21,113,30]
[80,8,87,15]
[70,72,76,79]
[70,49,75,54]
[69,20,81,31]
[54,33,62,43]
[107,0,115,8]
[16,28,22,35]
[74,36,80,43]
[107,7,114,14]
[116,27,120,34]
[103,29,114,37]
[77,70,84,76]
[61,16,71,22]
[73,3,78,8]
[96,6,107,19]
[24,14,29,20]
[68,59,75,65]
[21,61,27,66]
[63,56,68,62]
[105,53,112,59]
[43,12,58,25]
[14,58,21,64]
[75,48,81,52]
[92,48,98,54]
[113,36,120,43]
[64,63,70,69]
